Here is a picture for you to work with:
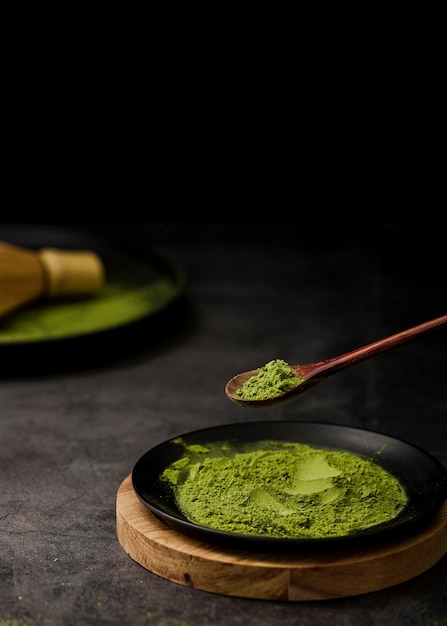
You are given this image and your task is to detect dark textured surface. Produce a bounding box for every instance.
[1,222,446,626]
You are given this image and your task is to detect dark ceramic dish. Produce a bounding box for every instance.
[132,421,447,551]
[0,224,186,374]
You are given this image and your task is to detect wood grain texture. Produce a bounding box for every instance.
[116,474,447,601]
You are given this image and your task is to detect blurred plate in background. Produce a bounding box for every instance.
[0,224,187,373]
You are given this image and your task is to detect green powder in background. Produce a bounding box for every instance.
[236,359,303,400]
[0,279,179,342]
[161,440,408,539]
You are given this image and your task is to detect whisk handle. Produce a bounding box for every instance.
[38,248,104,298]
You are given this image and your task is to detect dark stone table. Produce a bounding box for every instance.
[1,222,446,626]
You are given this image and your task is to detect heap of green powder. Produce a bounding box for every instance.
[161,440,408,539]
[0,279,178,342]
[236,359,303,400]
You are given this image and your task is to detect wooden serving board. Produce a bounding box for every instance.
[116,474,447,601]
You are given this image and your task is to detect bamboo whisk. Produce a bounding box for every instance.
[0,241,105,318]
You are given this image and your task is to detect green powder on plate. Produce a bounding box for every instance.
[0,278,179,342]
[161,439,408,539]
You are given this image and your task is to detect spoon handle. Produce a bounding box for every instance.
[297,313,447,380]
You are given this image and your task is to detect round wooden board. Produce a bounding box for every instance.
[116,474,447,601]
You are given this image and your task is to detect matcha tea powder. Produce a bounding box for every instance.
[236,359,303,400]
[161,440,408,539]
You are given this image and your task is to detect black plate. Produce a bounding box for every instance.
[132,421,447,551]
[0,225,187,374]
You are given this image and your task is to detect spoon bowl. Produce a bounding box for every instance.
[225,314,447,408]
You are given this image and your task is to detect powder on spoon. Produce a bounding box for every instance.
[161,439,408,539]
[236,359,303,400]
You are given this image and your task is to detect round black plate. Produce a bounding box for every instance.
[0,225,187,374]
[132,421,447,551]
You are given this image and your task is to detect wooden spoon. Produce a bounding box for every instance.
[225,314,447,408]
